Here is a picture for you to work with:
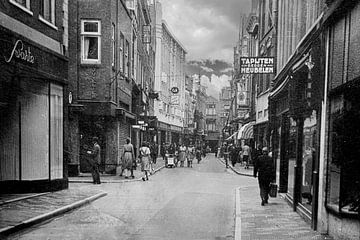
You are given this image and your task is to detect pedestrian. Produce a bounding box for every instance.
[196,145,202,164]
[161,143,166,161]
[179,143,187,167]
[139,142,151,181]
[150,143,158,165]
[230,144,238,167]
[86,137,101,184]
[119,137,135,179]
[242,142,251,169]
[253,147,275,206]
[223,143,229,168]
[187,145,195,168]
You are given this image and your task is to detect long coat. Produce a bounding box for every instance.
[253,154,275,182]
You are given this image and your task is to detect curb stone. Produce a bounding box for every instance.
[0,191,107,237]
[216,157,253,177]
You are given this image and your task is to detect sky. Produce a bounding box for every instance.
[160,0,251,98]
[161,0,250,62]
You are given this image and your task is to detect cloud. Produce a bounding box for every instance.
[201,66,214,73]
[161,0,250,63]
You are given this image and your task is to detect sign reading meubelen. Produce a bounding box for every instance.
[240,57,274,74]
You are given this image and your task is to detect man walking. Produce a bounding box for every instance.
[87,137,101,184]
[253,147,275,206]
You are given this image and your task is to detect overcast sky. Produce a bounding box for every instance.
[161,0,251,64]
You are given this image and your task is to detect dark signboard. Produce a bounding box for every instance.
[240,57,274,74]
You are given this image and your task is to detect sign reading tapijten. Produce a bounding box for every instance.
[240,57,274,74]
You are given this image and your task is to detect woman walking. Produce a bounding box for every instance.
[187,145,195,168]
[140,142,151,181]
[178,144,187,167]
[120,138,135,179]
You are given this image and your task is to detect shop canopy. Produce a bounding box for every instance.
[237,121,255,140]
[226,132,237,141]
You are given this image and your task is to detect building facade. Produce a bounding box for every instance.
[317,1,360,239]
[204,95,221,152]
[67,0,144,175]
[153,1,187,146]
[0,0,69,192]
[269,0,325,231]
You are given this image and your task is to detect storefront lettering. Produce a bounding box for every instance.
[4,40,35,64]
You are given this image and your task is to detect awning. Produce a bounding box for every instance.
[226,132,237,141]
[237,121,255,140]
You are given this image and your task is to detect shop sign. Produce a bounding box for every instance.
[142,25,151,44]
[240,57,274,74]
[170,95,180,105]
[4,40,35,64]
[171,87,179,94]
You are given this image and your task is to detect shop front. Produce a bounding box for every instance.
[0,27,68,193]
[269,37,324,229]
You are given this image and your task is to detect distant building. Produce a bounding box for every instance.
[153,1,187,146]
[204,96,221,152]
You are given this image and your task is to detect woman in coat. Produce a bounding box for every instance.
[120,138,135,179]
[178,144,187,167]
[139,142,151,181]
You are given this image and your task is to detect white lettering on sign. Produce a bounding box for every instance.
[4,40,35,64]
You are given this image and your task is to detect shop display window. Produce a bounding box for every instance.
[300,110,317,212]
[327,93,360,215]
[287,117,297,197]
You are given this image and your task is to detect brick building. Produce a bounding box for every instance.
[67,0,136,175]
[0,0,69,192]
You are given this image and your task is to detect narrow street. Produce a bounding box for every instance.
[8,154,255,240]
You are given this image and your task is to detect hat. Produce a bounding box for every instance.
[262,147,268,152]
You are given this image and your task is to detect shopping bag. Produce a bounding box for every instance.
[269,183,278,198]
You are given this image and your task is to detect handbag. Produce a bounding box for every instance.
[269,182,278,198]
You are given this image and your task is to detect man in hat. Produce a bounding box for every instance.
[253,147,275,205]
[87,137,101,184]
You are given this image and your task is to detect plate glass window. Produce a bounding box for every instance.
[81,20,101,64]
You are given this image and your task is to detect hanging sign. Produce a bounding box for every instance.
[240,57,274,74]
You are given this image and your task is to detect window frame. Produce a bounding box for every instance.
[39,0,57,29]
[81,19,101,64]
[111,23,116,67]
[9,0,33,15]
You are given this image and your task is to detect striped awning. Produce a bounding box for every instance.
[237,121,255,140]
[226,132,237,141]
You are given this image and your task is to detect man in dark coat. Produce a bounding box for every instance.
[253,147,275,205]
[87,137,101,184]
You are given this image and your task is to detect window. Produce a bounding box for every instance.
[10,0,32,15]
[207,122,216,132]
[81,20,101,64]
[258,111,263,119]
[112,23,115,67]
[120,33,124,73]
[327,93,360,215]
[39,0,56,26]
[125,40,129,77]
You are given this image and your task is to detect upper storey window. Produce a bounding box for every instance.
[81,20,101,64]
[9,0,33,15]
[39,0,56,28]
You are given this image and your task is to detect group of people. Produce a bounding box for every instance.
[160,143,205,168]
[119,139,157,181]
[221,142,255,169]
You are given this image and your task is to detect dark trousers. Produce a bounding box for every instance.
[91,163,101,184]
[258,179,270,201]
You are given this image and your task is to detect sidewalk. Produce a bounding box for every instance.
[217,157,254,176]
[0,188,107,237]
[69,157,165,183]
[235,186,333,240]
[0,158,165,237]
